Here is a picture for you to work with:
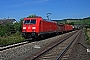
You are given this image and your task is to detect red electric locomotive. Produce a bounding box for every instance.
[22,16,58,38]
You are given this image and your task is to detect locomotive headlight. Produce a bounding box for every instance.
[32,27,36,29]
[23,27,26,29]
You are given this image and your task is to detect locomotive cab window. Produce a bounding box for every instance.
[31,19,36,24]
[24,19,36,24]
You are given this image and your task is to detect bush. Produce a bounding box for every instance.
[84,29,90,45]
[0,32,25,46]
[85,31,89,40]
[0,31,5,36]
[0,20,24,45]
[87,40,90,45]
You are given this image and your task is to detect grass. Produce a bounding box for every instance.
[0,32,25,46]
[85,29,90,45]
[74,19,90,25]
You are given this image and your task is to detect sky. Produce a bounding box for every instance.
[0,0,90,21]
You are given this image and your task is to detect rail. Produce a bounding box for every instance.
[56,31,80,60]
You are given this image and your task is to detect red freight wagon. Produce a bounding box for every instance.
[40,20,58,34]
[22,17,58,38]
[64,24,73,32]
[57,24,64,33]
[69,25,73,31]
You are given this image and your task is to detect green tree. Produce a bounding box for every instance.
[0,24,11,36]
[67,22,75,25]
[18,18,24,32]
[28,14,36,18]
[12,18,24,32]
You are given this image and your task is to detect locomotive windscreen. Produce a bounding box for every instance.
[24,19,36,24]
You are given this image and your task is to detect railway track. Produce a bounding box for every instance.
[0,31,76,52]
[23,30,80,60]
[0,38,33,51]
[0,30,78,60]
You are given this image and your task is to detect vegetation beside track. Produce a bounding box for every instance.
[85,28,90,45]
[0,31,25,46]
[0,18,25,46]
